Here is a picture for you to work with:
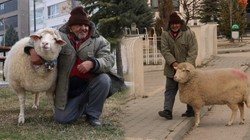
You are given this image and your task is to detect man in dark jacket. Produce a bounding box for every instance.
[25,6,115,127]
[158,12,198,120]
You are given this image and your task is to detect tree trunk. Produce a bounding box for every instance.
[116,44,123,77]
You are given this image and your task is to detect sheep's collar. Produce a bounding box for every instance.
[44,59,57,71]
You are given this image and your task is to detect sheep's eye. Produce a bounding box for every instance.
[182,69,188,72]
[54,38,57,41]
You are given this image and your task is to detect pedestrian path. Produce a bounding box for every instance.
[122,45,250,140]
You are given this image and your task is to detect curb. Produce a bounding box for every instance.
[218,49,250,54]
[166,107,209,140]
[0,81,8,87]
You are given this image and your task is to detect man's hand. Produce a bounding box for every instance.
[172,62,179,68]
[29,48,44,65]
[77,60,94,74]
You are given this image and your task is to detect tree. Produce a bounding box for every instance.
[219,0,248,38]
[198,0,220,23]
[2,25,19,46]
[154,0,173,36]
[79,0,154,77]
[179,0,202,24]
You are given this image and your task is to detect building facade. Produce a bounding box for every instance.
[0,0,29,45]
[29,0,81,34]
[0,0,81,45]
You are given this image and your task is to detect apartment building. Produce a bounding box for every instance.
[0,0,29,45]
[29,0,81,34]
[0,0,81,45]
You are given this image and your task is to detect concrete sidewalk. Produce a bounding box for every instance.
[122,44,250,140]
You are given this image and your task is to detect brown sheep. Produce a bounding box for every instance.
[173,62,250,127]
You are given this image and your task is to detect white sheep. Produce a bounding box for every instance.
[174,62,250,127]
[4,28,66,124]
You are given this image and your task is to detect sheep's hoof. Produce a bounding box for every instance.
[225,123,232,126]
[32,104,38,109]
[194,123,200,127]
[18,117,25,124]
[239,122,245,125]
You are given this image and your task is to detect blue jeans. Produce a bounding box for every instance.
[54,73,111,124]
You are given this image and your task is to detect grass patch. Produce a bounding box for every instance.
[0,87,128,140]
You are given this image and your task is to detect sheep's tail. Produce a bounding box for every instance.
[244,81,250,108]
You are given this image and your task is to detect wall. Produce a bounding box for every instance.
[191,23,218,66]
[121,36,144,97]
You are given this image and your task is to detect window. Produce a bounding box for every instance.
[48,4,59,19]
[0,3,4,10]
[0,0,17,14]
[36,8,44,25]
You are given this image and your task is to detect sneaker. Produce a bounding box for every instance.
[181,111,195,117]
[158,110,172,120]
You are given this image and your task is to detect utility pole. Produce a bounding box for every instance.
[33,0,36,32]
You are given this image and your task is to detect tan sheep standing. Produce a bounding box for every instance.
[173,62,250,127]
[4,28,66,124]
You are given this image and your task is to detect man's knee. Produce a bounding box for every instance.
[54,109,77,124]
[97,73,111,87]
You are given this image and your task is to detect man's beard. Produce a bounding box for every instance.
[73,30,88,40]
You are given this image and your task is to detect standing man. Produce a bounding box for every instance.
[158,12,198,120]
[25,6,115,127]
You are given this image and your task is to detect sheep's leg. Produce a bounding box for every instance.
[17,92,26,124]
[244,91,250,108]
[32,93,40,109]
[193,106,201,127]
[226,104,238,126]
[238,102,245,125]
[46,92,55,113]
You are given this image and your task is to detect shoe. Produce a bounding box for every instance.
[158,110,172,120]
[88,119,102,127]
[88,118,102,127]
[86,116,102,127]
[181,111,195,117]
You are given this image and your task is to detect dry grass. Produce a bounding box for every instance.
[0,87,128,140]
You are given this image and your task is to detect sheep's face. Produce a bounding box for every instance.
[174,63,195,83]
[30,28,66,60]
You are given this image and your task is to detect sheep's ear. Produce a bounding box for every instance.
[30,35,41,41]
[56,39,67,46]
[174,66,177,70]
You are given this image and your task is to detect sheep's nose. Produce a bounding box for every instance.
[42,42,48,46]
[173,75,177,80]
